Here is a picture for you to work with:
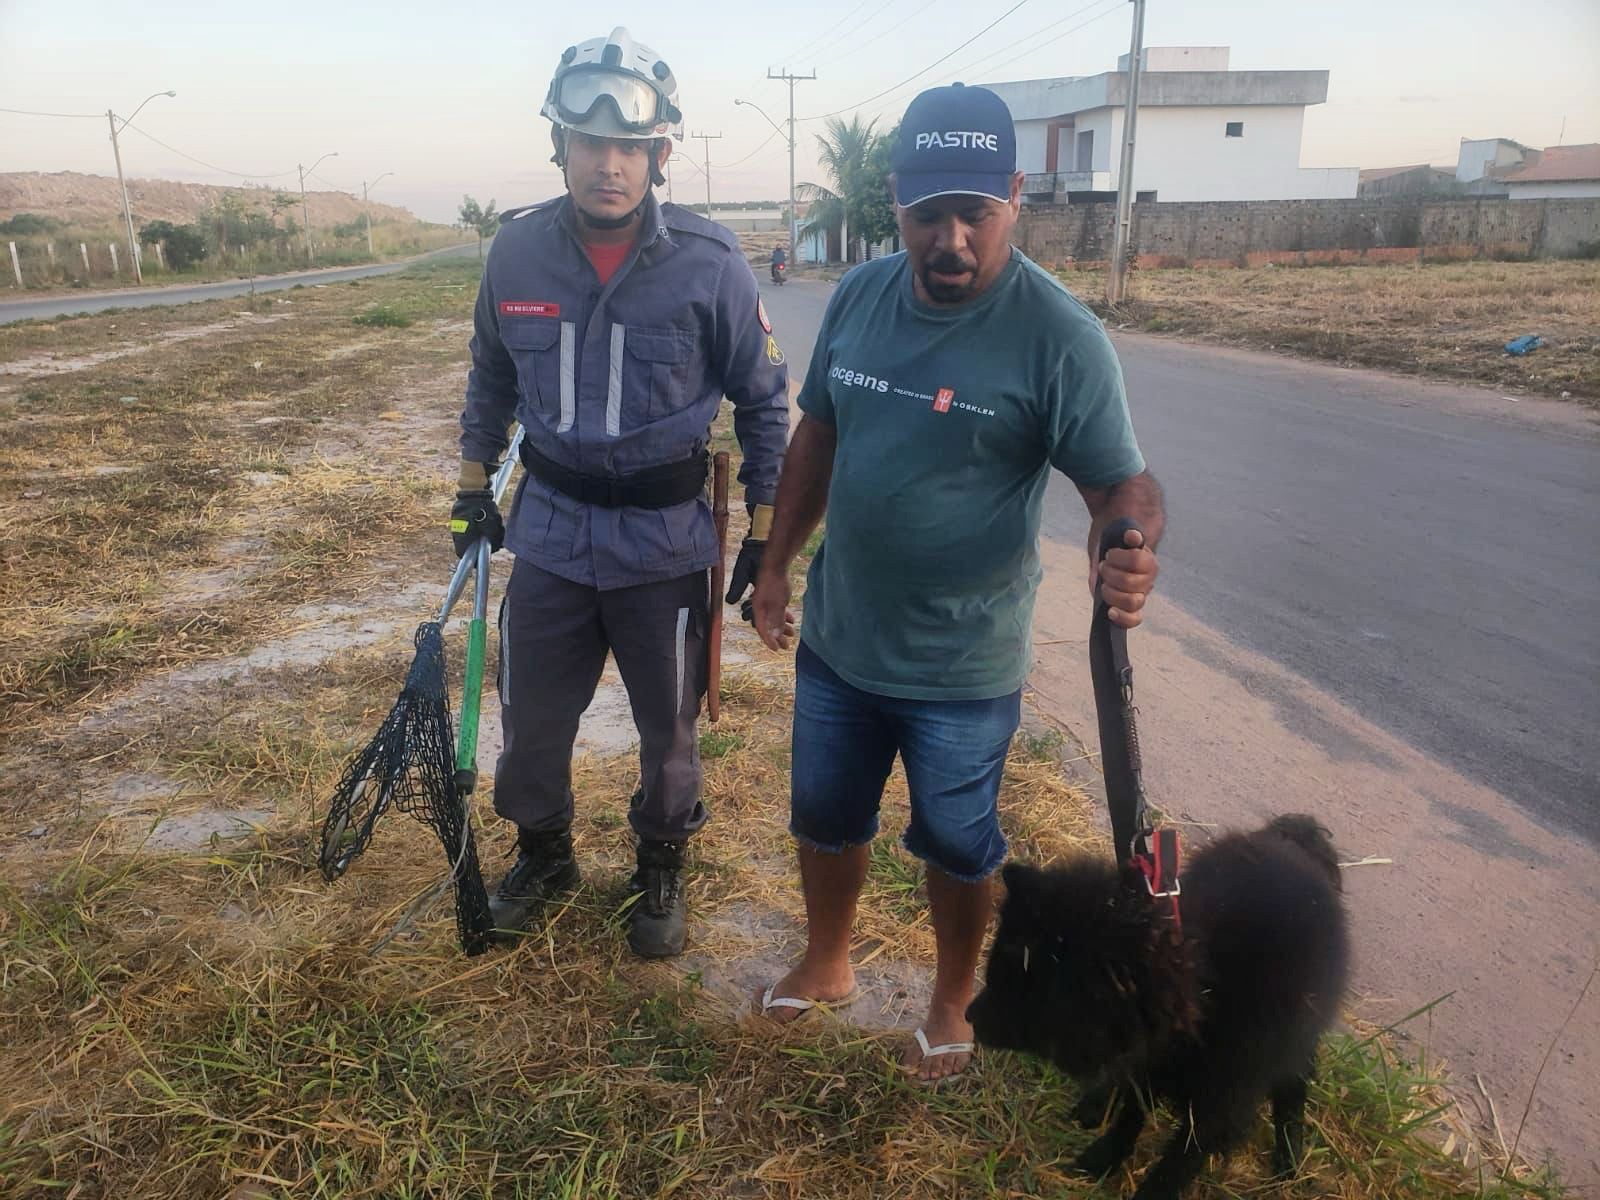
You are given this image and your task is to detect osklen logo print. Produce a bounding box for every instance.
[499,301,560,317]
[933,387,955,413]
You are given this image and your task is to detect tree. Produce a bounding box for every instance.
[139,220,206,270]
[851,125,898,258]
[458,196,499,259]
[268,192,297,229]
[797,116,881,264]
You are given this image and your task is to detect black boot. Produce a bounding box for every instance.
[489,826,579,938]
[626,839,687,959]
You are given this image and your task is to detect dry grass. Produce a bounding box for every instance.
[0,262,1570,1199]
[1057,259,1600,401]
[0,262,474,733]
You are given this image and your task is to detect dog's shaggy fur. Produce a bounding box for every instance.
[968,815,1350,1200]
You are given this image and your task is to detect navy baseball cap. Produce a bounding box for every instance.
[891,82,1017,208]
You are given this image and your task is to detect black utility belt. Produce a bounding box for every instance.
[519,442,708,509]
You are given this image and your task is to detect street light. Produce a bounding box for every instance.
[298,151,339,261]
[736,97,797,260]
[362,171,394,258]
[107,89,176,284]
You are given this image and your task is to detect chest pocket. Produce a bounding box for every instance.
[501,318,574,432]
[619,325,694,431]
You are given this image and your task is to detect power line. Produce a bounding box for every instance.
[719,127,787,168]
[952,0,1123,84]
[784,0,882,65]
[944,0,1119,82]
[799,0,905,70]
[120,121,300,181]
[0,105,101,119]
[845,0,1120,129]
[799,0,1035,122]
[813,0,940,70]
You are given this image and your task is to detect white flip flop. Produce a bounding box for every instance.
[759,983,818,1017]
[907,1026,975,1083]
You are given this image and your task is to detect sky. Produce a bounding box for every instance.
[2,0,1597,224]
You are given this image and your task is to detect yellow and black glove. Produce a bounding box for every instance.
[724,503,774,623]
[449,460,505,558]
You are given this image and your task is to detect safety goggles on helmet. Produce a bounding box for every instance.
[551,66,673,136]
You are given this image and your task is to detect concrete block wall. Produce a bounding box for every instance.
[1014,196,1600,266]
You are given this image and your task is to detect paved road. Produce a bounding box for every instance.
[0,242,481,325]
[761,275,1600,844]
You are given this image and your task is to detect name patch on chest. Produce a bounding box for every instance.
[499,301,560,318]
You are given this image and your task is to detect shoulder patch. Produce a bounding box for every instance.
[765,334,785,366]
[757,297,772,334]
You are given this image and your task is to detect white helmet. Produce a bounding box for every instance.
[542,27,683,142]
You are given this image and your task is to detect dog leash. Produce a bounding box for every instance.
[1090,517,1181,930]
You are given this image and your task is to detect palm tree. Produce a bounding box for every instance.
[798,115,878,264]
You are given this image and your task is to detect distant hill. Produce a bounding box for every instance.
[0,171,424,228]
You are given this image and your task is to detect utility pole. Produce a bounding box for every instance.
[298,151,339,261]
[766,69,816,259]
[691,132,722,219]
[105,90,175,286]
[1106,0,1146,307]
[363,172,393,258]
[107,111,141,285]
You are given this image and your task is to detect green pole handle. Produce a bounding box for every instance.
[454,537,492,788]
[456,617,487,776]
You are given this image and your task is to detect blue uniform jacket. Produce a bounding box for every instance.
[460,191,789,590]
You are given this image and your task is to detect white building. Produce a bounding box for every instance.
[984,47,1357,203]
[1455,137,1532,185]
[1490,144,1600,200]
[707,207,788,233]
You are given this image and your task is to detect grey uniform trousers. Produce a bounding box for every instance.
[494,556,709,843]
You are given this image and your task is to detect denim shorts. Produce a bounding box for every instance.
[789,640,1021,882]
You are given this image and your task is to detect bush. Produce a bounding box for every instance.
[139,220,207,270]
[0,212,59,236]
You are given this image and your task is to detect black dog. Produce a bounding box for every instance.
[968,815,1349,1200]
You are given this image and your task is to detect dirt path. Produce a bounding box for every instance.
[1025,537,1600,1188]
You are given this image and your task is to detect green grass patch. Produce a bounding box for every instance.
[1016,725,1066,763]
[865,835,924,923]
[353,303,413,328]
[699,729,745,760]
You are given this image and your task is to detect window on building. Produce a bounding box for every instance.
[1225,121,1244,138]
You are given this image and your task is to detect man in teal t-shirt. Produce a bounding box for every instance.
[749,83,1166,1083]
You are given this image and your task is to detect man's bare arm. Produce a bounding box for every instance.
[749,414,837,650]
[764,414,837,570]
[1077,470,1165,553]
[1076,470,1166,628]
